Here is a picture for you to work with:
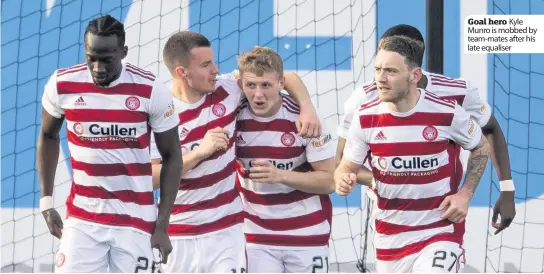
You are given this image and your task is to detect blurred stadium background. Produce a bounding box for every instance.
[2,0,543,272]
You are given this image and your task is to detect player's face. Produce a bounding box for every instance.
[239,71,285,117]
[85,33,127,87]
[374,49,413,103]
[182,47,219,94]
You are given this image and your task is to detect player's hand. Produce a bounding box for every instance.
[151,229,172,264]
[195,127,229,158]
[439,189,472,223]
[335,173,356,196]
[42,208,63,239]
[248,160,283,183]
[491,191,516,235]
[296,102,322,138]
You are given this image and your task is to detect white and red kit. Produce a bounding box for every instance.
[41,62,179,273]
[343,89,482,272]
[149,73,246,273]
[236,94,334,273]
[338,70,492,140]
[338,71,492,223]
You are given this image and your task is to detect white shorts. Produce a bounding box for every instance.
[375,241,466,273]
[55,222,157,273]
[247,246,329,273]
[160,225,246,273]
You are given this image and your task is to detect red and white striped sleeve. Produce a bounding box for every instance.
[41,71,64,118]
[148,80,179,133]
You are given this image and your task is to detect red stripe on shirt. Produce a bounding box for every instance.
[245,233,330,247]
[245,210,327,231]
[72,183,154,205]
[240,187,315,206]
[369,140,450,157]
[167,212,244,236]
[181,110,237,145]
[65,109,148,123]
[237,119,297,133]
[236,146,305,159]
[57,82,152,98]
[375,229,463,261]
[70,158,152,177]
[178,86,229,124]
[360,112,454,128]
[180,159,236,190]
[171,189,238,214]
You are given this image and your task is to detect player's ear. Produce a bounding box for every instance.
[122,45,128,59]
[278,74,285,91]
[175,66,186,79]
[411,67,422,84]
[237,78,243,89]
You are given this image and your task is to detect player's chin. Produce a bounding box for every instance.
[250,103,269,115]
[378,93,394,102]
[93,77,109,86]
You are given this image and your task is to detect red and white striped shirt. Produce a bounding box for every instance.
[41,62,179,235]
[338,70,492,139]
[236,94,334,250]
[343,89,483,261]
[150,73,244,238]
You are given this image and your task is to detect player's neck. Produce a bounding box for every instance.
[388,87,421,113]
[172,79,204,104]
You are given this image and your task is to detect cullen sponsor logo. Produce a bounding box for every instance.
[89,124,137,136]
[391,156,439,169]
[249,160,294,170]
[74,123,139,142]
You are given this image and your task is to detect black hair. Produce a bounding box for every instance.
[163,31,211,71]
[381,24,424,51]
[378,35,424,68]
[84,14,125,46]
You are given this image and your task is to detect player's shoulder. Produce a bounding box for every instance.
[361,79,378,94]
[55,62,89,82]
[426,71,470,94]
[422,89,457,112]
[357,94,382,115]
[215,71,240,94]
[280,93,300,117]
[124,62,157,86]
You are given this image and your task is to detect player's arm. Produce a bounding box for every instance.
[334,112,371,195]
[281,132,338,194]
[464,83,513,185]
[335,87,375,185]
[37,72,65,239]
[271,157,335,194]
[283,72,321,137]
[439,105,490,223]
[147,81,184,263]
[481,114,512,182]
[463,83,515,232]
[152,127,183,226]
[151,127,229,189]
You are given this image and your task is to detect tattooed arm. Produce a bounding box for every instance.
[439,105,491,223]
[459,135,491,197]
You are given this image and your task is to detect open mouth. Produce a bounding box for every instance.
[254,102,265,108]
[94,75,107,82]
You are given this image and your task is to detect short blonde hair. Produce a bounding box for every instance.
[237,46,283,78]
